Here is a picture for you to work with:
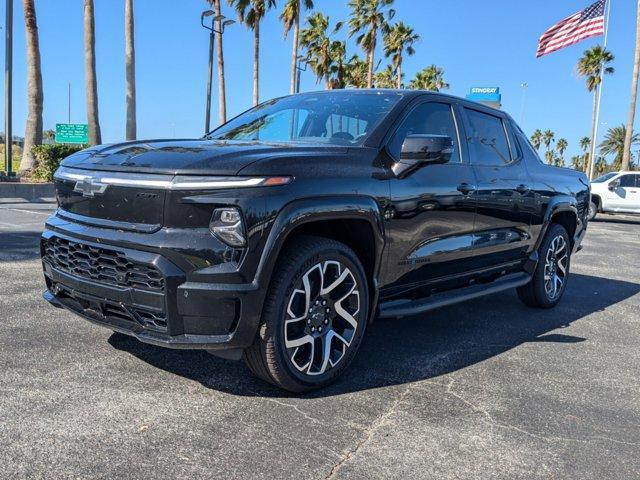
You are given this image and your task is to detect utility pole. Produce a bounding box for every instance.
[4,0,13,177]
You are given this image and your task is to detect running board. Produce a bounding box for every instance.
[378,272,532,319]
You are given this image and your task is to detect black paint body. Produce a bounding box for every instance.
[41,90,589,353]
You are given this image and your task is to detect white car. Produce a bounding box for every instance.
[589,171,640,220]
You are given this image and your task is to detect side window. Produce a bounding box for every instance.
[388,102,460,163]
[512,122,543,164]
[617,175,637,187]
[464,108,512,166]
[325,114,368,140]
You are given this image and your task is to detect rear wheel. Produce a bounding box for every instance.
[588,200,598,221]
[518,223,571,308]
[244,236,369,393]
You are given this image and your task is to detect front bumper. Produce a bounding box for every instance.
[41,222,265,352]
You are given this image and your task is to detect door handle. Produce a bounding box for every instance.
[516,184,530,194]
[457,183,476,195]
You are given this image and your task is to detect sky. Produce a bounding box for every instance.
[1,0,638,162]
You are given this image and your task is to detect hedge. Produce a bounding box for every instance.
[31,144,84,181]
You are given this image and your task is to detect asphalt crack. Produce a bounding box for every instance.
[325,384,415,479]
[436,378,639,447]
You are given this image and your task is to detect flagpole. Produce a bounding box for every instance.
[588,0,612,180]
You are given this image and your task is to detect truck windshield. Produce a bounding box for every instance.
[592,172,617,183]
[206,91,403,146]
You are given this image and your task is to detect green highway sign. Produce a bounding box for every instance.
[55,123,89,144]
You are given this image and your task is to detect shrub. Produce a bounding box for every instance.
[31,144,84,182]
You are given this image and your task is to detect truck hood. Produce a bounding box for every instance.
[60,139,347,175]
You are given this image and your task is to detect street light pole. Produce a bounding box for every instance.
[4,0,13,177]
[519,82,528,125]
[201,10,234,136]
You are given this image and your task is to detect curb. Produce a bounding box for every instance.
[0,182,55,204]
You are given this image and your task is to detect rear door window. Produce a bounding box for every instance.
[464,108,512,166]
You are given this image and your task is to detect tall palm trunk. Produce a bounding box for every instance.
[213,0,227,123]
[125,0,136,140]
[20,0,43,174]
[290,5,300,94]
[253,22,260,106]
[396,54,402,89]
[84,0,101,145]
[587,90,598,177]
[622,0,640,171]
[366,33,376,88]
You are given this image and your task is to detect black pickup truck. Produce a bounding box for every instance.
[42,90,590,392]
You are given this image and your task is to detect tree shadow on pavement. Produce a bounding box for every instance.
[108,273,640,398]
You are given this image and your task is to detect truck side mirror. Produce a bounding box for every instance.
[608,179,620,191]
[392,134,453,178]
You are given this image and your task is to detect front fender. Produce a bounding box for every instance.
[254,195,385,285]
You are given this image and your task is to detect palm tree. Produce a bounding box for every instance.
[125,0,136,140]
[530,129,542,151]
[373,65,397,88]
[281,0,314,95]
[544,149,555,165]
[579,136,591,173]
[570,155,584,170]
[600,125,640,170]
[300,12,333,89]
[542,129,554,152]
[327,40,348,89]
[577,45,614,179]
[408,65,449,91]
[383,21,419,89]
[556,137,568,163]
[556,138,568,156]
[345,54,368,88]
[211,0,229,123]
[84,0,101,145]
[348,0,395,88]
[229,0,276,105]
[623,1,640,171]
[594,156,608,176]
[20,0,43,174]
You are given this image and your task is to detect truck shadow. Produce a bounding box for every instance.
[109,272,640,398]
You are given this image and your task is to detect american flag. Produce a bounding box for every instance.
[536,0,606,58]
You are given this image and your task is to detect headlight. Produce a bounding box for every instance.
[209,207,246,247]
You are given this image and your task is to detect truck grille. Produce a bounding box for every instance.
[43,237,165,292]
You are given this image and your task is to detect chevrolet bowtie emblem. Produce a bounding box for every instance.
[74,177,108,197]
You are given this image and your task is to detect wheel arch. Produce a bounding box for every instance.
[539,198,579,250]
[254,196,386,321]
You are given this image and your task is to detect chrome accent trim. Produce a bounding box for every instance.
[54,166,269,190]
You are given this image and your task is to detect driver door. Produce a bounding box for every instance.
[383,100,478,297]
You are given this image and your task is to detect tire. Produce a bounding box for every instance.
[517,223,571,309]
[588,200,598,221]
[243,236,369,393]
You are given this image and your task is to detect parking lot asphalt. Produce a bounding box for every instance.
[0,203,638,479]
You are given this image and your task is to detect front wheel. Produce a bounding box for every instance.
[517,223,571,309]
[244,236,369,393]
